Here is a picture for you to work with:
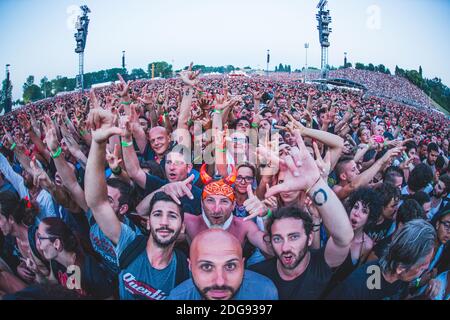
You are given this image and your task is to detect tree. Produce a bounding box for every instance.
[278,63,284,72]
[23,84,43,103]
[367,63,375,71]
[419,66,423,77]
[355,63,365,70]
[377,64,386,74]
[23,75,35,92]
[0,79,13,114]
[40,76,52,98]
[147,61,173,79]
[130,68,148,80]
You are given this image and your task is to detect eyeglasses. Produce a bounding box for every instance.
[37,235,58,242]
[439,220,450,232]
[236,176,254,183]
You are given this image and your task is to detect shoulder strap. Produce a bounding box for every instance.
[118,235,147,270]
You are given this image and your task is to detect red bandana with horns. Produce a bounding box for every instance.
[200,164,237,202]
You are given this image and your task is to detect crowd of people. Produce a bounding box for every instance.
[328,68,434,109]
[0,65,449,300]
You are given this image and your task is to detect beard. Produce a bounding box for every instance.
[193,281,237,301]
[275,241,309,270]
[150,226,181,248]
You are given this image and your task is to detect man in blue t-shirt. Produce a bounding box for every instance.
[168,229,278,300]
[84,111,189,300]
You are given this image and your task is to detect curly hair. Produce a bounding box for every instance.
[346,187,383,231]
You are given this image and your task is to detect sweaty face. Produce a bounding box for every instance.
[147,201,184,248]
[202,195,234,227]
[190,234,244,300]
[270,218,311,270]
[165,152,191,182]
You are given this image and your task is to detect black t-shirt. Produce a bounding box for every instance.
[249,248,332,300]
[50,253,113,299]
[145,174,202,215]
[372,233,393,259]
[327,261,409,300]
[366,219,394,243]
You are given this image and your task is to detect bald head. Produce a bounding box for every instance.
[189,229,245,300]
[148,126,170,156]
[190,229,242,260]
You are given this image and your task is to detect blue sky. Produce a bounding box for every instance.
[1,0,449,100]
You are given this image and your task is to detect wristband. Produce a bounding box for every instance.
[263,209,272,220]
[111,166,122,175]
[79,130,87,136]
[51,147,62,159]
[213,109,223,114]
[215,148,226,153]
[251,122,258,128]
[120,101,132,105]
[10,143,17,151]
[121,140,133,148]
[415,277,421,288]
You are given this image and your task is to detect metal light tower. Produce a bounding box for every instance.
[304,43,309,81]
[266,49,270,76]
[316,0,332,77]
[4,64,12,113]
[344,52,347,68]
[122,51,126,69]
[74,5,90,92]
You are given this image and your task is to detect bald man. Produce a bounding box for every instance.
[146,126,171,163]
[168,229,278,300]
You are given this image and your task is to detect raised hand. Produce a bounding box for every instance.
[18,114,32,132]
[179,62,201,87]
[251,89,264,101]
[265,130,321,198]
[117,73,132,98]
[44,127,59,152]
[160,174,195,205]
[106,144,123,171]
[243,184,269,221]
[86,108,123,144]
[313,142,331,180]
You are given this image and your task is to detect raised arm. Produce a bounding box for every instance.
[44,127,88,212]
[85,108,124,245]
[120,119,147,189]
[265,130,353,268]
[335,147,403,200]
